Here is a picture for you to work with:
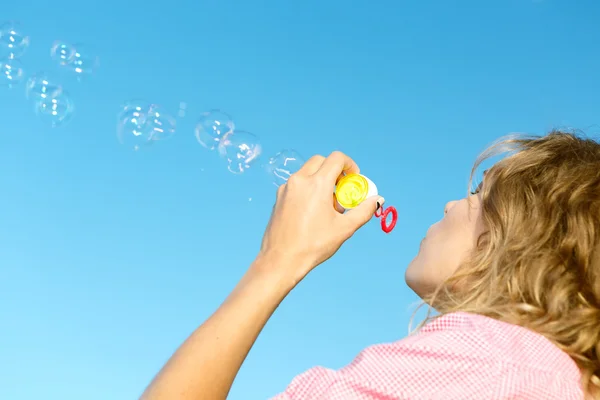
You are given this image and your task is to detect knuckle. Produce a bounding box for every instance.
[286,174,302,186]
[315,174,329,186]
[306,155,325,168]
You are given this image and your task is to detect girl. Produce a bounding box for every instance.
[140,131,599,399]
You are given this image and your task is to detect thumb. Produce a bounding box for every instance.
[344,196,385,232]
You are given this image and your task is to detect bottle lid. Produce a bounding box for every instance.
[335,173,378,209]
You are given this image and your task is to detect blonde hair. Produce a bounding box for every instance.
[423,131,600,398]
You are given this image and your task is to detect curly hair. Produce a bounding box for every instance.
[423,131,600,398]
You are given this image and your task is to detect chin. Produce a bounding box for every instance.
[405,257,439,300]
[404,258,421,293]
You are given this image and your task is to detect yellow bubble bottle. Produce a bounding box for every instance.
[335,173,378,210]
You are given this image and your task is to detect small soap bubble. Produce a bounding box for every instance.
[177,101,187,118]
[70,44,99,76]
[218,130,262,174]
[265,149,305,186]
[146,104,176,141]
[34,88,74,128]
[195,109,234,150]
[117,100,153,151]
[50,41,76,66]
[0,58,24,87]
[0,21,29,59]
[25,73,61,100]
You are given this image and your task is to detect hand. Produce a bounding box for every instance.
[258,151,384,284]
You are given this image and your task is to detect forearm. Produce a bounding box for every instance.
[140,254,297,400]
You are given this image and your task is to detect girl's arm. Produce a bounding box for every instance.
[139,152,381,400]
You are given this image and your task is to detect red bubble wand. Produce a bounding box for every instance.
[375,204,398,234]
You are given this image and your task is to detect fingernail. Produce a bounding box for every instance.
[376,197,385,210]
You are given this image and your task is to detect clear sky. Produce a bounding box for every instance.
[1,1,599,399]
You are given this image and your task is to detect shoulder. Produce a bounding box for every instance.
[272,313,583,399]
[340,312,581,398]
[414,312,579,374]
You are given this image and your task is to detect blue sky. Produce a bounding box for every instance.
[1,1,599,399]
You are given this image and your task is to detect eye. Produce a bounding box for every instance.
[470,181,483,195]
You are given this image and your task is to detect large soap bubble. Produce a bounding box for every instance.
[195,109,234,150]
[218,130,262,174]
[26,73,61,100]
[34,88,75,128]
[265,149,305,186]
[145,104,176,141]
[0,21,29,59]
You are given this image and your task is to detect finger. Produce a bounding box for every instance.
[317,151,360,182]
[335,171,347,185]
[343,196,385,233]
[276,183,285,199]
[332,193,345,214]
[298,155,325,176]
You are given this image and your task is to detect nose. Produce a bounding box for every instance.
[444,200,458,215]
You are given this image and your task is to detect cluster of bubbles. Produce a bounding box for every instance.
[0,21,99,127]
[25,73,75,128]
[50,41,99,78]
[1,19,303,187]
[0,21,28,87]
[116,100,176,151]
[116,105,304,186]
[193,110,304,185]
[194,110,305,184]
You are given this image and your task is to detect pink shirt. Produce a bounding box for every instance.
[271,312,582,399]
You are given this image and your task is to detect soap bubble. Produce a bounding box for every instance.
[265,149,305,186]
[145,104,176,141]
[195,109,234,150]
[34,88,74,128]
[0,58,24,87]
[117,101,153,151]
[218,130,262,174]
[51,41,98,77]
[25,73,61,101]
[50,41,76,66]
[117,101,176,151]
[0,21,29,59]
[68,44,99,77]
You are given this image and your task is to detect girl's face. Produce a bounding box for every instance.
[405,182,487,299]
